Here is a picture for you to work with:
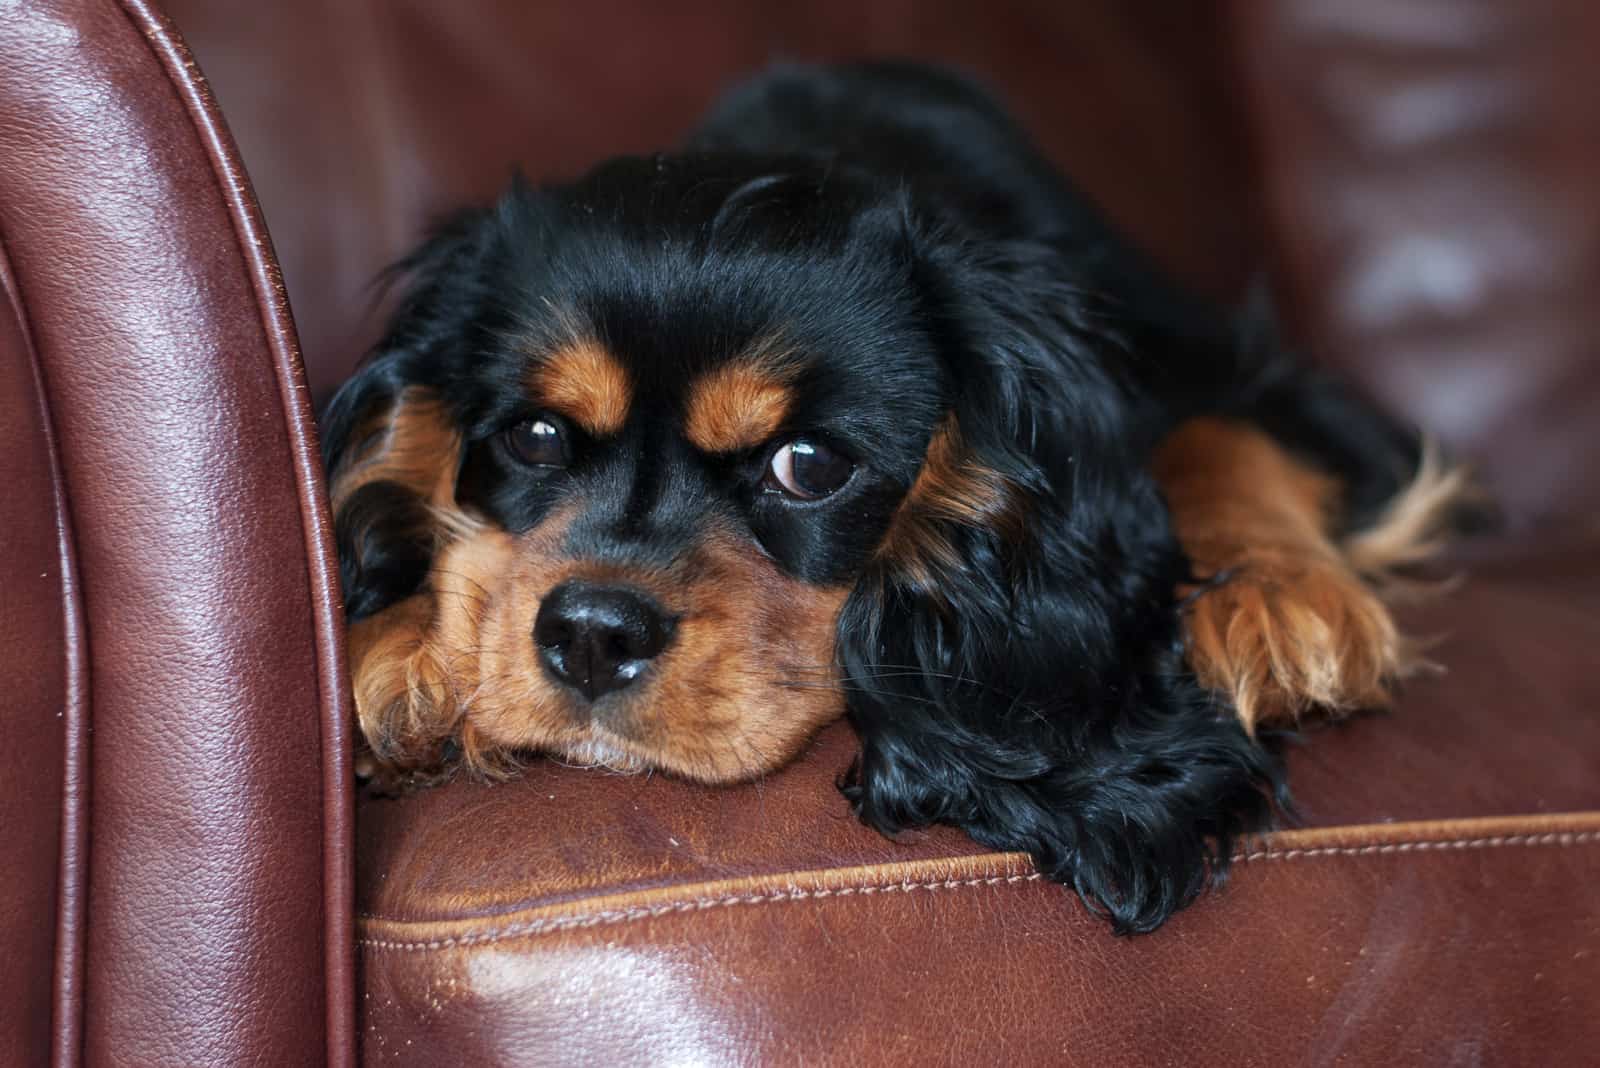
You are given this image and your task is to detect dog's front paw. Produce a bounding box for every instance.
[1182,553,1415,732]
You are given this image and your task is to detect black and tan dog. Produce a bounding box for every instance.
[323,62,1466,931]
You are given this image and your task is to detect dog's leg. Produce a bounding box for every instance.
[1152,417,1461,732]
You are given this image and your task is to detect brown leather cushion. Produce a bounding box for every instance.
[355,537,1600,1064]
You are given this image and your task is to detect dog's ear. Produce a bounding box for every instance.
[324,383,462,621]
[320,207,511,621]
[321,206,515,781]
[837,234,1280,933]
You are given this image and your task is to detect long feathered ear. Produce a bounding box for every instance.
[320,206,507,781]
[324,383,463,620]
[837,234,1281,933]
[320,205,503,620]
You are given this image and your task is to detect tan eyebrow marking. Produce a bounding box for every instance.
[528,341,631,436]
[684,351,798,454]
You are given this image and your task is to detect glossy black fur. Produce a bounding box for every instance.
[322,62,1421,932]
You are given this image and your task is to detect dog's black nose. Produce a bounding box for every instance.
[533,581,672,702]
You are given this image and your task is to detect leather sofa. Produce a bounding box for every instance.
[3,1,1596,1064]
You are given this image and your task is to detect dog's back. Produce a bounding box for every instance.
[689,61,1096,243]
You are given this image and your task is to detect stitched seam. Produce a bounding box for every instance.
[1231,829,1598,862]
[360,873,1045,951]
[358,830,1599,951]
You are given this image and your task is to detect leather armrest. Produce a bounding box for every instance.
[0,2,353,1063]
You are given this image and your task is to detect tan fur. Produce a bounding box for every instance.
[332,386,491,787]
[683,355,797,454]
[328,387,460,512]
[876,415,1026,590]
[607,527,847,782]
[347,532,520,786]
[1343,439,1475,598]
[349,594,463,783]
[1154,418,1464,733]
[350,500,849,786]
[530,340,631,437]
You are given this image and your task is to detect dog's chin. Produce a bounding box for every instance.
[547,728,652,775]
[475,693,843,785]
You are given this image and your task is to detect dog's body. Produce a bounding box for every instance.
[324,63,1462,931]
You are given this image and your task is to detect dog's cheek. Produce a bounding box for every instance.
[447,508,598,765]
[350,529,524,783]
[642,531,849,784]
[456,581,572,767]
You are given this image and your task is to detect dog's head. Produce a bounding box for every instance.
[324,157,1273,931]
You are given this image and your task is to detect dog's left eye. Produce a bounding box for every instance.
[765,437,853,500]
[502,416,571,469]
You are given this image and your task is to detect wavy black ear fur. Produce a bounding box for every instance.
[320,203,514,622]
[837,230,1283,934]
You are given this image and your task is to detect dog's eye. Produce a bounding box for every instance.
[765,437,853,500]
[502,416,570,469]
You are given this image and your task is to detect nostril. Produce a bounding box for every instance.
[534,615,573,651]
[607,632,635,663]
[617,608,670,662]
[533,580,675,702]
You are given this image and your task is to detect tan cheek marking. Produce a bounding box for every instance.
[530,340,631,436]
[329,386,460,512]
[370,485,848,784]
[444,508,592,768]
[642,527,848,783]
[876,414,1025,587]
[684,361,795,454]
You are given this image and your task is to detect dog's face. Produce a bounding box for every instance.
[326,154,1275,932]
[329,156,983,781]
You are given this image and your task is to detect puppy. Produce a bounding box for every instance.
[323,63,1465,932]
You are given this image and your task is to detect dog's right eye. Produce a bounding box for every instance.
[502,416,571,470]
